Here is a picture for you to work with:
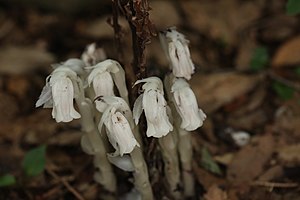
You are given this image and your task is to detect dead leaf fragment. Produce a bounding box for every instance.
[0,45,55,74]
[227,134,275,184]
[204,184,228,200]
[191,72,261,113]
[150,1,180,29]
[278,144,300,163]
[182,0,262,44]
[272,35,300,67]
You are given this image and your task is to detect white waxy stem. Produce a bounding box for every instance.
[133,77,173,138]
[159,27,195,80]
[87,59,129,104]
[171,78,206,131]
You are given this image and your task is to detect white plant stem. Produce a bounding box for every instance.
[73,79,117,193]
[129,122,153,199]
[130,146,154,200]
[158,133,181,199]
[164,74,194,197]
[177,128,194,197]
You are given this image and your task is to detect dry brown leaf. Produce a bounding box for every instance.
[227,134,275,184]
[150,1,180,29]
[275,96,300,137]
[204,184,228,200]
[257,165,283,182]
[193,162,225,190]
[191,72,261,113]
[181,0,262,44]
[78,16,129,39]
[277,144,300,163]
[0,92,19,122]
[272,35,300,67]
[235,40,257,71]
[0,45,55,74]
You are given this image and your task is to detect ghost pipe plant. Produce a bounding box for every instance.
[81,43,107,67]
[159,27,195,80]
[133,76,182,199]
[133,77,173,138]
[96,96,154,200]
[87,59,129,109]
[36,59,117,193]
[165,74,206,197]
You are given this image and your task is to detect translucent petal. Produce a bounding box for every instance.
[110,61,129,104]
[63,58,86,76]
[107,154,135,172]
[133,94,143,125]
[36,77,52,108]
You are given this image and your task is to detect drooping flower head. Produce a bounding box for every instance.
[171,77,206,131]
[81,43,107,67]
[36,65,81,122]
[97,96,139,156]
[133,77,173,138]
[87,59,129,111]
[159,27,195,80]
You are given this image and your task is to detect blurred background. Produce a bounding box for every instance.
[0,0,300,199]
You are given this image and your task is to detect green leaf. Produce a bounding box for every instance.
[250,46,269,72]
[201,147,222,175]
[0,174,16,187]
[22,145,46,177]
[272,81,295,100]
[286,0,300,15]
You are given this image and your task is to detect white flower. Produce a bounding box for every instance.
[98,97,139,156]
[52,58,86,76]
[171,78,206,131]
[159,27,195,80]
[81,43,107,67]
[87,59,129,111]
[36,66,81,123]
[133,77,173,138]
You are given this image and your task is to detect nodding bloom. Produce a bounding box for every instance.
[133,77,173,138]
[87,59,129,112]
[81,43,107,67]
[98,96,139,156]
[171,77,206,131]
[36,66,81,123]
[159,27,195,80]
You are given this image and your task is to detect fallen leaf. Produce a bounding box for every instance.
[191,72,261,113]
[272,35,300,67]
[0,45,55,75]
[227,134,275,184]
[257,165,283,182]
[181,0,262,44]
[193,162,225,190]
[204,184,228,200]
[150,1,180,29]
[214,153,234,166]
[77,16,129,39]
[278,144,300,163]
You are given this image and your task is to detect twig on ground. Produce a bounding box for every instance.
[46,167,87,200]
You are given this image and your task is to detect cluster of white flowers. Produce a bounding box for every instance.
[36,26,206,156]
[160,27,206,131]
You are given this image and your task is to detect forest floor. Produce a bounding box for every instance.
[0,0,300,199]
